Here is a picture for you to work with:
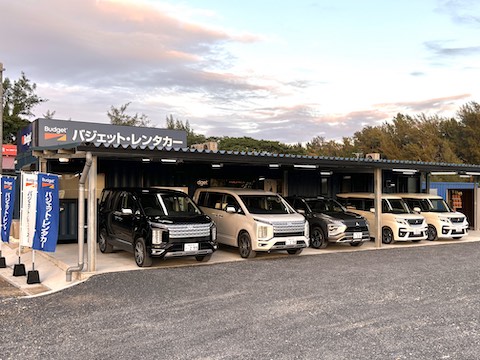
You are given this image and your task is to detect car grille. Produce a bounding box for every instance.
[450,217,465,224]
[344,220,369,232]
[167,223,211,239]
[273,221,305,237]
[407,218,424,226]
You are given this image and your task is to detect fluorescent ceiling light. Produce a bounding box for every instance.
[161,158,177,163]
[294,164,317,169]
[430,171,457,175]
[58,157,69,163]
[141,158,151,162]
[269,164,280,168]
[465,172,480,176]
[320,171,332,176]
[392,168,417,173]
[459,175,471,178]
[212,163,223,169]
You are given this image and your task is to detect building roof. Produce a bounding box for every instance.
[28,142,480,174]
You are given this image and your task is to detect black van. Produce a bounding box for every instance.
[98,188,217,267]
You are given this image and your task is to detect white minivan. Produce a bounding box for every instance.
[193,187,309,258]
[336,193,428,244]
[397,193,469,241]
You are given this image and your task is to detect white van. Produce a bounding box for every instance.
[336,193,428,244]
[193,188,309,258]
[397,193,468,241]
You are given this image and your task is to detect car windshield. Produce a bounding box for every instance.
[240,195,293,214]
[139,193,202,218]
[384,199,410,214]
[305,199,346,213]
[428,198,452,212]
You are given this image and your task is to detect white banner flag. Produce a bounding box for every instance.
[19,172,38,247]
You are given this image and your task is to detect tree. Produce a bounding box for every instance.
[108,103,150,127]
[165,114,206,146]
[2,72,47,143]
[450,102,480,164]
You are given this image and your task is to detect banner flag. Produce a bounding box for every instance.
[1,176,17,243]
[32,173,60,252]
[19,172,38,247]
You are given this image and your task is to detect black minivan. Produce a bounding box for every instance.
[98,188,217,267]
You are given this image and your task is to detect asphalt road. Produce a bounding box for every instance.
[2,242,480,360]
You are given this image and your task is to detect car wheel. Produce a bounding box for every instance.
[287,248,303,255]
[134,238,152,267]
[311,226,328,249]
[238,232,256,259]
[350,241,363,247]
[427,225,437,241]
[195,254,212,262]
[98,228,113,253]
[382,227,394,244]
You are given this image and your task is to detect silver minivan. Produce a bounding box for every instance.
[193,187,309,258]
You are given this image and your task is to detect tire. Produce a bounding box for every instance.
[382,227,394,244]
[350,241,363,247]
[427,225,437,241]
[134,238,152,267]
[98,228,113,253]
[287,248,303,255]
[195,254,212,262]
[311,226,328,249]
[238,232,256,259]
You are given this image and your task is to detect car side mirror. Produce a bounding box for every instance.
[225,205,237,213]
[369,208,375,213]
[413,207,421,213]
[296,209,305,215]
[122,208,133,215]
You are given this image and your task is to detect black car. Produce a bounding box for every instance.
[285,196,370,249]
[98,188,217,267]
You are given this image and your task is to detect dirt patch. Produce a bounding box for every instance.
[0,277,26,298]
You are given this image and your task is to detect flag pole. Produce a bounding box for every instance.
[0,63,5,268]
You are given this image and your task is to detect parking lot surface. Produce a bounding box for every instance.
[2,242,480,359]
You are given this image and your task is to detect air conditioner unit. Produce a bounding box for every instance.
[190,142,218,151]
[365,153,380,160]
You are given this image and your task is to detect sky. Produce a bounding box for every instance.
[1,0,479,144]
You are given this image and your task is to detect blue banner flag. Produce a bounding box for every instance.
[32,173,60,252]
[1,176,17,243]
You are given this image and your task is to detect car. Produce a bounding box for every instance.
[193,187,309,258]
[98,187,217,267]
[336,193,428,244]
[396,193,469,241]
[285,195,370,249]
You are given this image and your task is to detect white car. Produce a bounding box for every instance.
[397,193,468,241]
[336,193,428,244]
[193,187,309,258]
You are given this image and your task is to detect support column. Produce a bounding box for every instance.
[374,168,382,248]
[87,155,97,272]
[474,178,479,231]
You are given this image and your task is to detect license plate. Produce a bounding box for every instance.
[184,243,199,252]
[353,232,362,239]
[414,230,421,235]
[286,239,296,246]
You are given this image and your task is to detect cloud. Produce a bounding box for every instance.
[437,0,480,26]
[425,41,480,57]
[376,94,471,114]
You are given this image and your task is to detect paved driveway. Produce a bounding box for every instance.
[2,242,480,359]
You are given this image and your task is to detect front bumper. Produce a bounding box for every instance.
[396,226,428,241]
[440,225,469,238]
[254,236,308,252]
[150,240,217,258]
[329,230,370,243]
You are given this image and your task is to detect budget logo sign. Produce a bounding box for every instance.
[32,173,60,252]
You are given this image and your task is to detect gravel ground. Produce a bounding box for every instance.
[1,242,480,360]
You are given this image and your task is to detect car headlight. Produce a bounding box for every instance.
[210,223,217,241]
[327,220,347,236]
[439,217,450,223]
[152,228,164,244]
[257,223,274,240]
[304,221,309,239]
[395,218,408,225]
